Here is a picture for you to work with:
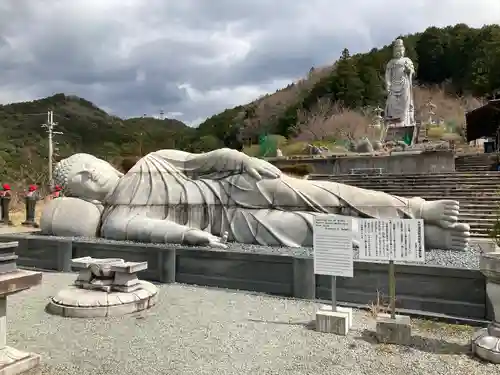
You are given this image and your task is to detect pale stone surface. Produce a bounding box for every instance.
[319,305,353,329]
[472,327,500,364]
[48,280,158,318]
[375,313,411,345]
[0,270,42,375]
[49,257,158,318]
[40,150,470,250]
[315,309,349,335]
[0,347,40,375]
[385,38,415,127]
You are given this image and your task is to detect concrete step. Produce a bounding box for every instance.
[327,176,500,180]
[329,183,500,189]
[313,178,500,184]
[311,171,500,177]
[320,186,500,196]
[331,188,500,196]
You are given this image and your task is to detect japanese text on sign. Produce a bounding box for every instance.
[313,215,354,278]
[358,218,424,262]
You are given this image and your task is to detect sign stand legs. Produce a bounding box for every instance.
[331,276,337,312]
[388,260,396,319]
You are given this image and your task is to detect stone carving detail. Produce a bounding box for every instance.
[47,256,158,318]
[72,257,148,293]
[385,38,415,127]
[40,149,470,251]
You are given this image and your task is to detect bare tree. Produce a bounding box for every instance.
[293,98,371,142]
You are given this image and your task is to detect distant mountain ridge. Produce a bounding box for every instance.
[0,93,194,184]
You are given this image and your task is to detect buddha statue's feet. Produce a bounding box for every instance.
[421,200,460,228]
[424,223,470,251]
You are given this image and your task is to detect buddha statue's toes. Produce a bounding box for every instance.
[424,222,470,251]
[421,199,460,228]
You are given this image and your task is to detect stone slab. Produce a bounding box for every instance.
[320,305,353,329]
[0,270,42,296]
[71,257,124,269]
[375,313,411,344]
[110,261,148,274]
[315,309,349,335]
[0,347,40,375]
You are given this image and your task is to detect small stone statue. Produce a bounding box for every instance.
[354,138,374,153]
[40,149,470,250]
[385,39,415,127]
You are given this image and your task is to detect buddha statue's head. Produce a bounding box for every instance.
[53,153,123,201]
[393,39,405,58]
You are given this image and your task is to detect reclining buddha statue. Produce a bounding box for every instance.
[40,148,470,251]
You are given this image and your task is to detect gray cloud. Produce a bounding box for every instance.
[0,0,499,124]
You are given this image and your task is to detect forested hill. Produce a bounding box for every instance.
[0,93,195,184]
[195,23,500,148]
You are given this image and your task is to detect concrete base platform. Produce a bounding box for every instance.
[319,305,353,329]
[47,280,158,318]
[375,313,411,344]
[315,306,351,335]
[0,346,40,375]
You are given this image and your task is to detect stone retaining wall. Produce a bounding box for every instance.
[266,150,455,174]
[0,234,486,322]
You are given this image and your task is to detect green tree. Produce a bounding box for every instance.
[329,48,364,108]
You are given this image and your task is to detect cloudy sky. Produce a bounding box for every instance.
[0,0,499,125]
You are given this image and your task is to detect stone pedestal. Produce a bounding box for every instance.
[472,253,500,363]
[48,257,158,318]
[375,313,411,345]
[315,305,351,335]
[0,268,43,375]
[319,305,353,329]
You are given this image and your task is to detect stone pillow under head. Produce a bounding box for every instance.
[40,197,104,238]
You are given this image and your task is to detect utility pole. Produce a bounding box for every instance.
[41,110,63,188]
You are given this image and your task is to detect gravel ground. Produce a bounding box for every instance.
[7,272,497,375]
[11,233,483,270]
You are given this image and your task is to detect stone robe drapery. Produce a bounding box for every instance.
[100,150,423,246]
[385,56,415,127]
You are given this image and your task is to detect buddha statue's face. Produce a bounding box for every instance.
[394,46,405,59]
[54,154,123,202]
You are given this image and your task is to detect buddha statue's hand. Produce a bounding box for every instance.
[183,229,228,249]
[237,153,281,180]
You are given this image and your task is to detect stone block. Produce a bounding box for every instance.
[315,308,349,335]
[320,305,353,328]
[113,272,140,286]
[0,270,42,296]
[375,313,411,344]
[0,347,41,375]
[110,261,148,274]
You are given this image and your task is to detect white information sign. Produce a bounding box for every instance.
[358,218,425,263]
[313,215,354,278]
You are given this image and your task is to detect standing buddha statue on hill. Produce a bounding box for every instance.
[385,38,415,127]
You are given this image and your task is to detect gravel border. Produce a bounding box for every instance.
[10,233,483,270]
